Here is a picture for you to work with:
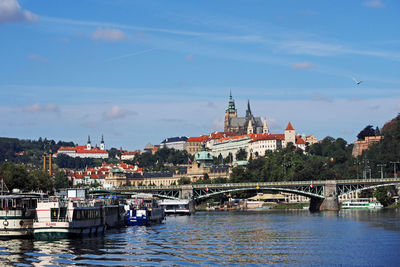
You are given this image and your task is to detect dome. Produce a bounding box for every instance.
[195,151,213,162]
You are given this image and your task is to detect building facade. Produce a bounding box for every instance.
[54,135,108,159]
[160,136,188,151]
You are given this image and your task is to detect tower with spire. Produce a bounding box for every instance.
[86,135,92,150]
[100,134,105,150]
[284,122,296,147]
[224,90,238,132]
[263,118,269,134]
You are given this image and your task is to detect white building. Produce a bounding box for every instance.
[160,136,188,151]
[54,135,108,159]
[211,134,258,162]
[248,134,284,157]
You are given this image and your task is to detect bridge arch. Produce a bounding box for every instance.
[338,182,400,198]
[193,186,324,201]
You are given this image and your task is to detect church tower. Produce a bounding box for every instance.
[100,134,105,150]
[224,90,237,132]
[263,118,269,134]
[86,135,92,150]
[247,119,254,134]
[284,122,296,147]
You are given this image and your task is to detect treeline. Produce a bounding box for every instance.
[0,162,70,192]
[125,147,192,171]
[0,137,74,167]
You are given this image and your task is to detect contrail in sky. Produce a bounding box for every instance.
[106,48,159,61]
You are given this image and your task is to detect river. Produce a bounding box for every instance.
[0,209,399,266]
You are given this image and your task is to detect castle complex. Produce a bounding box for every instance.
[224,91,268,135]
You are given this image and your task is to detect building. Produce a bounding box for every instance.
[54,135,108,159]
[186,135,209,155]
[160,136,188,151]
[352,136,383,157]
[144,143,154,153]
[224,92,267,135]
[212,133,259,162]
[249,134,285,157]
[121,150,141,161]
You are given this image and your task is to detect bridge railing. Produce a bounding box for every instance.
[112,178,400,191]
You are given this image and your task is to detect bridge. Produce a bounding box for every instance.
[108,178,400,211]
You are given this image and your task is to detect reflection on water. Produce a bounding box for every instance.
[0,210,399,266]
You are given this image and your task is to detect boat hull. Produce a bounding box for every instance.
[33,223,106,240]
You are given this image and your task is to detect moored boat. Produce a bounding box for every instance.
[341,199,383,209]
[158,199,193,215]
[33,189,123,240]
[0,193,46,238]
[125,194,165,226]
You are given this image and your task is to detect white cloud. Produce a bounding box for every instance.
[292,62,315,70]
[23,103,59,113]
[103,105,135,120]
[312,93,334,103]
[185,54,194,61]
[91,27,126,42]
[0,0,38,24]
[28,54,47,63]
[363,0,385,8]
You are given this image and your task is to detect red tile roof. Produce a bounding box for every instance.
[296,138,306,145]
[249,134,285,143]
[187,135,208,142]
[285,122,295,131]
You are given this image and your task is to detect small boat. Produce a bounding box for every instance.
[125,194,165,226]
[341,199,383,209]
[158,199,193,215]
[0,192,46,238]
[246,200,264,210]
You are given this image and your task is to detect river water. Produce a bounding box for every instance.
[1,210,400,266]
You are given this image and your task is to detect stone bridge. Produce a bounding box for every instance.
[110,178,400,211]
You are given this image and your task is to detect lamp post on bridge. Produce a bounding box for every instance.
[362,158,370,179]
[354,159,360,179]
[377,164,386,179]
[390,161,399,178]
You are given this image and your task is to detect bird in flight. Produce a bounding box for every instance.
[352,77,363,85]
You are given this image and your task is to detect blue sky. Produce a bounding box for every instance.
[0,0,399,150]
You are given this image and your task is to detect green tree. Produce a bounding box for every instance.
[357,125,376,140]
[373,186,395,207]
[30,170,54,192]
[178,177,191,185]
[54,171,70,189]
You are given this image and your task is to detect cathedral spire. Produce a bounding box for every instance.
[226,90,237,113]
[246,99,252,118]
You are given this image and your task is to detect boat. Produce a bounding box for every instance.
[0,192,46,238]
[158,199,193,215]
[33,189,122,239]
[246,200,264,210]
[341,199,383,209]
[125,194,165,226]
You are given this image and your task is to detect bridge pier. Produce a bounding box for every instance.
[309,180,339,211]
[180,184,194,199]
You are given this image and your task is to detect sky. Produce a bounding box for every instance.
[0,0,399,150]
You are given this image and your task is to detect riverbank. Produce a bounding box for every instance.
[196,202,310,211]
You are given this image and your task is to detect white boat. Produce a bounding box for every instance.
[341,199,383,209]
[33,189,122,240]
[0,193,45,238]
[158,199,192,215]
[246,200,264,210]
